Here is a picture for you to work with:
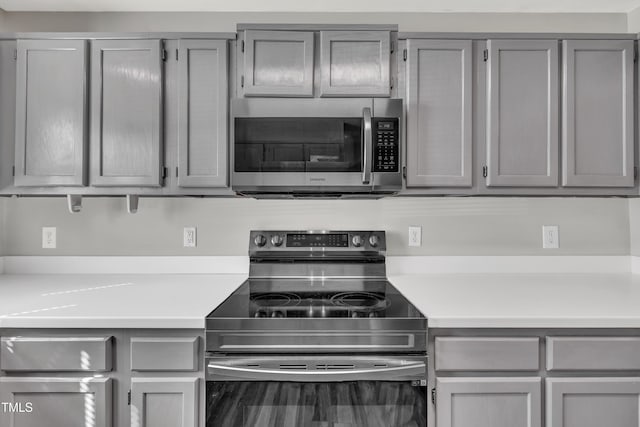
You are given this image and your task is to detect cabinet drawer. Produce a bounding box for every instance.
[130,337,199,371]
[436,337,539,371]
[0,336,112,372]
[547,337,640,371]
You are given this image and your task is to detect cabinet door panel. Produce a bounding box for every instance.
[15,39,88,187]
[243,31,313,97]
[406,39,472,187]
[436,377,541,427]
[486,39,558,187]
[91,39,163,186]
[547,378,640,427]
[562,40,634,187]
[178,39,228,187]
[320,31,390,97]
[0,377,111,427]
[131,378,198,427]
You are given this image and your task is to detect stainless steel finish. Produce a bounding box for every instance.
[231,98,402,196]
[207,355,426,382]
[362,107,372,185]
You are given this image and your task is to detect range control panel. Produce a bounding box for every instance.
[373,118,399,172]
[249,230,386,254]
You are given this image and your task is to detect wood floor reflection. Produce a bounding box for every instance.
[207,381,426,427]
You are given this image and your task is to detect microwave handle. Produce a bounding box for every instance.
[362,107,373,185]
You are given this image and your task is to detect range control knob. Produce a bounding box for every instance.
[271,234,284,247]
[352,235,363,247]
[254,234,267,247]
[368,235,380,247]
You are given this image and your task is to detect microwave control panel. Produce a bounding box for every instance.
[373,118,399,172]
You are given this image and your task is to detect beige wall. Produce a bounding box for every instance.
[2,197,630,256]
[628,6,640,32]
[629,199,640,256]
[0,11,629,33]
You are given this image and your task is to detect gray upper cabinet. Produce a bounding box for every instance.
[90,39,163,187]
[562,40,634,187]
[130,378,198,427]
[320,31,391,97]
[177,39,228,188]
[243,30,314,97]
[486,39,559,187]
[436,377,542,427]
[406,39,472,187]
[547,378,640,427]
[14,39,88,187]
[0,377,112,427]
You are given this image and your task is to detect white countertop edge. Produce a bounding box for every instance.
[428,317,640,329]
[1,256,250,275]
[0,317,206,329]
[0,255,632,275]
[386,255,630,275]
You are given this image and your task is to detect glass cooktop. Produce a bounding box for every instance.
[207,279,424,320]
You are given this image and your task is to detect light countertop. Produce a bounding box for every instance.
[1,271,640,329]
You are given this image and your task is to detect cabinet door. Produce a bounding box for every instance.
[562,40,634,187]
[436,377,541,427]
[91,39,163,187]
[486,39,559,187]
[320,31,390,97]
[0,377,112,427]
[14,39,88,187]
[243,31,314,97]
[130,378,198,427]
[406,39,472,187]
[547,378,640,427]
[177,40,228,188]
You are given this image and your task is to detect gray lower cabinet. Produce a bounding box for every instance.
[405,39,472,187]
[320,31,390,97]
[436,377,542,427]
[130,377,199,427]
[562,40,634,187]
[485,39,559,187]
[547,378,640,427]
[90,39,164,187]
[0,377,112,427]
[177,39,228,188]
[14,39,88,187]
[242,30,314,97]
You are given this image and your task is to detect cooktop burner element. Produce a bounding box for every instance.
[206,230,427,354]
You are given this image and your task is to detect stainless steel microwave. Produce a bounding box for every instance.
[231,98,403,198]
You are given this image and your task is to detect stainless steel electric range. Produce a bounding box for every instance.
[205,230,427,427]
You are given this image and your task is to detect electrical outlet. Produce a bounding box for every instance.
[42,227,56,249]
[184,227,197,248]
[542,225,559,249]
[408,226,422,247]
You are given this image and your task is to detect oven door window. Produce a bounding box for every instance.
[207,380,426,427]
[234,118,363,172]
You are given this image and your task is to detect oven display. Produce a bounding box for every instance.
[287,233,349,247]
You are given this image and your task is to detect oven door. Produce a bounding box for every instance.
[231,98,402,194]
[206,355,427,427]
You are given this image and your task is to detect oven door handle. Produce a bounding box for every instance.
[208,361,426,382]
[362,107,373,185]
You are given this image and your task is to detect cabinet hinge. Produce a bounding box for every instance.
[127,390,131,405]
[13,48,17,60]
[12,165,15,176]
[176,167,179,177]
[403,48,407,62]
[390,41,395,54]
[175,48,179,61]
[390,76,394,90]
[482,166,488,178]
[431,388,436,405]
[162,167,168,180]
[402,166,407,179]
[161,49,167,61]
[483,49,488,62]
[635,166,638,180]
[635,46,638,63]
[241,40,245,53]
[241,75,244,88]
